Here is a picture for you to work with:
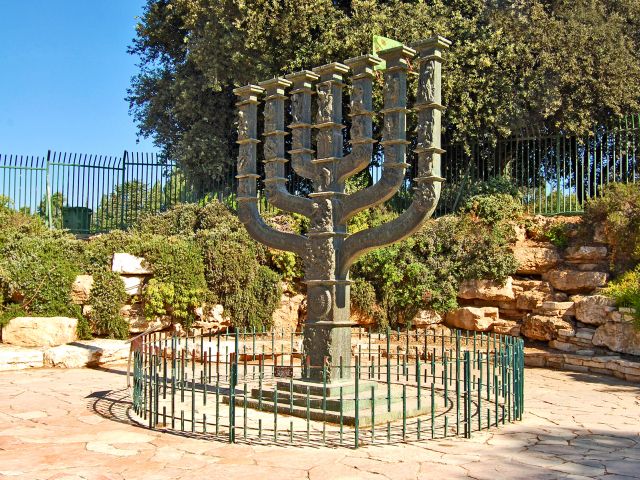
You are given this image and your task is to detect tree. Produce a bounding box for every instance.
[128,0,640,186]
[94,181,162,230]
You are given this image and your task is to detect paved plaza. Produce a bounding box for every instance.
[0,365,638,479]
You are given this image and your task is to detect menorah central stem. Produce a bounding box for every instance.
[234,36,450,386]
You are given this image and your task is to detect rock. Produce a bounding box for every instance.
[0,345,44,371]
[458,277,515,301]
[272,293,305,334]
[121,276,145,296]
[573,295,616,325]
[535,301,575,318]
[43,339,129,368]
[71,275,94,304]
[565,246,607,263]
[521,314,573,341]
[512,241,561,274]
[410,309,443,328]
[607,310,636,324]
[2,317,78,347]
[543,269,607,294]
[445,307,497,331]
[593,224,607,243]
[112,253,152,275]
[592,322,640,356]
[492,320,521,336]
[127,309,171,334]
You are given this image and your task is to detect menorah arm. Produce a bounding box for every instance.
[238,200,307,257]
[337,180,441,276]
[264,181,314,217]
[338,164,406,223]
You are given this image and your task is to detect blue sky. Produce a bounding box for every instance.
[0,0,157,156]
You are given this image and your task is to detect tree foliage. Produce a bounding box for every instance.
[129,0,640,185]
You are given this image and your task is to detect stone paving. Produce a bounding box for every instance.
[0,365,638,479]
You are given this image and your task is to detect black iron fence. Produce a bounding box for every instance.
[2,117,639,233]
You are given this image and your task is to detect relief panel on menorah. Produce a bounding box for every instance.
[263,161,278,178]
[237,109,250,138]
[350,82,371,114]
[416,111,439,148]
[349,118,371,141]
[263,137,281,159]
[292,96,310,123]
[238,149,252,172]
[384,75,405,106]
[263,102,278,131]
[316,85,335,122]
[418,61,436,103]
[237,179,254,196]
[291,129,310,150]
[316,130,332,154]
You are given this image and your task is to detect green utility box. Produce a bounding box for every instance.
[62,206,92,233]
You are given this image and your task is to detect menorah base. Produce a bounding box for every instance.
[302,321,353,383]
[241,378,435,427]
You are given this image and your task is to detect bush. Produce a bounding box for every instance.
[352,213,518,328]
[463,193,525,224]
[0,229,84,321]
[89,269,129,339]
[198,229,278,329]
[584,183,640,272]
[603,266,640,327]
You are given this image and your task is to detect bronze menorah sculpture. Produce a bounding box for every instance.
[234,36,450,385]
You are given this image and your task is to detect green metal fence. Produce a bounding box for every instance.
[131,327,524,448]
[2,117,639,233]
[0,151,208,234]
[433,115,640,216]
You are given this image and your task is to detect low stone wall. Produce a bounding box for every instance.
[525,347,640,383]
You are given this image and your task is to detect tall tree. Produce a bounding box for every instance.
[128,0,640,186]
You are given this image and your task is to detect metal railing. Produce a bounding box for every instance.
[131,327,525,448]
[2,117,639,233]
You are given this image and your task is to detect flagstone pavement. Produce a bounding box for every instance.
[0,365,638,479]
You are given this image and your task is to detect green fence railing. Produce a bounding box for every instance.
[2,117,639,233]
[432,115,640,216]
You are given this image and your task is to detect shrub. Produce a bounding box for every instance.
[584,183,640,272]
[0,230,84,321]
[463,193,525,224]
[603,266,640,327]
[140,236,207,328]
[352,213,518,328]
[89,269,129,339]
[198,229,278,329]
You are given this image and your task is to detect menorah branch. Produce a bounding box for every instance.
[260,77,314,218]
[338,46,414,223]
[234,84,308,257]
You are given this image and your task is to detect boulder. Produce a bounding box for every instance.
[564,246,608,263]
[573,295,616,326]
[534,301,575,318]
[445,307,497,332]
[492,320,521,337]
[71,275,94,304]
[272,292,305,334]
[458,277,515,301]
[410,309,443,328]
[43,339,129,368]
[0,345,44,371]
[121,276,145,296]
[521,314,573,341]
[543,269,607,294]
[2,317,78,347]
[112,253,152,275]
[516,289,552,311]
[512,241,561,275]
[592,322,640,356]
